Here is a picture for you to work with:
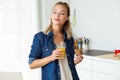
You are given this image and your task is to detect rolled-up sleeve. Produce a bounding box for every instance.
[28,33,42,64]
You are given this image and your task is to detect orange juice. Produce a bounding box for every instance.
[56,42,66,59]
[58,48,66,59]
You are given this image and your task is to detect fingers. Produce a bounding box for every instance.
[74,55,83,64]
[76,56,82,62]
[52,49,62,59]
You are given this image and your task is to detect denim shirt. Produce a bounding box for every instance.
[28,31,80,80]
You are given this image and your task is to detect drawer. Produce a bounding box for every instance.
[93,60,120,77]
[76,68,92,80]
[76,56,93,70]
[93,72,120,80]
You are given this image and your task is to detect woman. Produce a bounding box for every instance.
[28,1,83,80]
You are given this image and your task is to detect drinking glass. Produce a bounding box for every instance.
[56,42,66,59]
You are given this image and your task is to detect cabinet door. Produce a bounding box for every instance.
[76,56,93,70]
[42,0,69,27]
[76,68,92,80]
[93,60,120,77]
[76,56,93,80]
[93,72,120,80]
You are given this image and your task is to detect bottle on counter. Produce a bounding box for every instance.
[78,40,81,50]
[82,37,89,54]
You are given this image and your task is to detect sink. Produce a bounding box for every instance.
[84,49,113,56]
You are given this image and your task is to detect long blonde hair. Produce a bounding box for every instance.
[44,2,72,40]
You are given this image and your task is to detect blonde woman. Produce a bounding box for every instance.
[28,2,83,80]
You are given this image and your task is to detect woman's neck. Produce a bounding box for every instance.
[52,25,63,33]
[53,30,64,44]
[53,30,62,35]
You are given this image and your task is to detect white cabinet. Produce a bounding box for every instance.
[76,56,93,80]
[93,60,120,77]
[76,68,92,80]
[77,57,93,70]
[93,59,120,80]
[77,55,120,80]
[93,72,120,80]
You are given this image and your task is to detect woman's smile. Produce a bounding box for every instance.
[54,18,60,21]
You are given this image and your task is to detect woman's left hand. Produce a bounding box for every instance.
[74,49,83,65]
[74,55,83,65]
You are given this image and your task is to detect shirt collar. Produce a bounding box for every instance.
[47,31,67,40]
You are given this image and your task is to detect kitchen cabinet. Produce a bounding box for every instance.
[93,59,120,80]
[76,50,120,80]
[93,72,120,80]
[76,68,92,80]
[93,60,120,77]
[76,56,93,80]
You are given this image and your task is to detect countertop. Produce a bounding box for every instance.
[84,49,120,61]
[95,53,120,61]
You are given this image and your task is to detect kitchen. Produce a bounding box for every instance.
[0,0,120,80]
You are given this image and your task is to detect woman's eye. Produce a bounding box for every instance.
[60,12,65,15]
[53,11,57,14]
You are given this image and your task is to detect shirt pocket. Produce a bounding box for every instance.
[42,46,53,57]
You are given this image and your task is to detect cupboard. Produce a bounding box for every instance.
[76,55,120,80]
[76,57,93,80]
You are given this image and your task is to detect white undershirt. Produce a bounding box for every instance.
[59,56,73,80]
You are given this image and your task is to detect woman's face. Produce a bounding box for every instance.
[51,4,69,27]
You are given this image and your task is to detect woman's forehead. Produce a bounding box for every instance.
[53,5,67,11]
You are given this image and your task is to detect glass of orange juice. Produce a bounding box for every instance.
[56,42,66,59]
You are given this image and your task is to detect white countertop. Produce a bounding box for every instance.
[95,53,120,61]
[83,53,120,64]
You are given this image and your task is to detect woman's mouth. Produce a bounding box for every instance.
[54,19,60,21]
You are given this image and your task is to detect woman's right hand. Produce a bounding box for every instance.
[51,49,62,60]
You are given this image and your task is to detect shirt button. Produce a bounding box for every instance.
[67,54,69,56]
[58,72,60,75]
[46,49,48,51]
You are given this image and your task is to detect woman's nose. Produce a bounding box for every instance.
[56,13,60,18]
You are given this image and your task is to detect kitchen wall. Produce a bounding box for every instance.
[70,0,120,51]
